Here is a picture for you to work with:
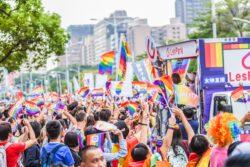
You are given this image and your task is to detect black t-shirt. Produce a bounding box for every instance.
[70,149,81,166]
[179,120,199,140]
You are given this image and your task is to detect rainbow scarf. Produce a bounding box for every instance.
[9,101,23,118]
[25,101,40,115]
[99,51,115,75]
[118,39,132,81]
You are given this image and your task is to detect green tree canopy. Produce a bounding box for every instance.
[189,0,250,39]
[0,0,69,72]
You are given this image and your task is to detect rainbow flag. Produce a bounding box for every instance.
[132,81,147,94]
[154,75,173,99]
[86,133,105,147]
[77,86,90,98]
[148,92,166,105]
[31,96,45,106]
[115,82,123,95]
[25,101,40,115]
[174,85,199,107]
[92,88,104,97]
[231,86,245,102]
[31,86,44,96]
[9,101,23,118]
[117,37,132,81]
[205,43,223,68]
[98,51,115,75]
[126,102,138,117]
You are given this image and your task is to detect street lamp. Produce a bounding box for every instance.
[211,0,217,38]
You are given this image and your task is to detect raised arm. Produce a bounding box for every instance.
[160,116,175,161]
[63,109,77,126]
[173,106,195,144]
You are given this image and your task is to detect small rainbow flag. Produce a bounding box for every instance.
[132,81,147,94]
[86,133,105,147]
[231,86,245,102]
[174,85,199,107]
[205,43,223,68]
[77,87,90,98]
[154,75,173,99]
[98,51,115,75]
[9,101,23,118]
[31,96,45,106]
[31,86,44,96]
[148,92,166,105]
[92,88,104,97]
[115,82,123,95]
[25,101,40,115]
[127,102,139,117]
[117,36,132,81]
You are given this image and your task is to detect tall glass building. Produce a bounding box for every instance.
[175,0,211,24]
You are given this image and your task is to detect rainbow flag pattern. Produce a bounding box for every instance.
[148,92,166,105]
[154,75,173,99]
[115,82,123,95]
[31,96,45,106]
[9,101,23,118]
[205,43,223,68]
[98,51,115,75]
[172,59,189,79]
[117,38,132,81]
[25,101,40,115]
[174,85,199,107]
[127,102,139,117]
[231,86,245,102]
[31,86,44,96]
[224,43,250,50]
[92,88,104,97]
[77,86,90,98]
[86,133,105,147]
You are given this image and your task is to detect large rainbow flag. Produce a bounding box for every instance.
[117,36,132,81]
[174,85,199,107]
[205,43,223,68]
[25,101,40,115]
[9,101,23,118]
[98,51,115,75]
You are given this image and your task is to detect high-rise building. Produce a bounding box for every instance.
[127,19,151,57]
[175,0,210,24]
[94,10,133,58]
[82,35,96,66]
[67,25,94,42]
[58,25,94,67]
[151,18,187,45]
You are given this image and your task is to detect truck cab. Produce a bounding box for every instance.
[210,91,250,121]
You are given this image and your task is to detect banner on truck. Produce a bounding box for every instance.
[157,40,197,60]
[224,48,250,87]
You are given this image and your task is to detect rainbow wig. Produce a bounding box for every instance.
[206,113,241,147]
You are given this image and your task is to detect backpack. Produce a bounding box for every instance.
[41,144,64,167]
[0,143,11,167]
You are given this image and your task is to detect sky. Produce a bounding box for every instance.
[42,0,175,28]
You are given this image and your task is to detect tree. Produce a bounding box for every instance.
[0,0,69,72]
[189,0,250,39]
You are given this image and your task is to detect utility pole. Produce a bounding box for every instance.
[211,0,217,38]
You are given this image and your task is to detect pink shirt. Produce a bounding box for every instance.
[210,146,228,167]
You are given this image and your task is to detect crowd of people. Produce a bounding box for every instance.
[0,73,250,167]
